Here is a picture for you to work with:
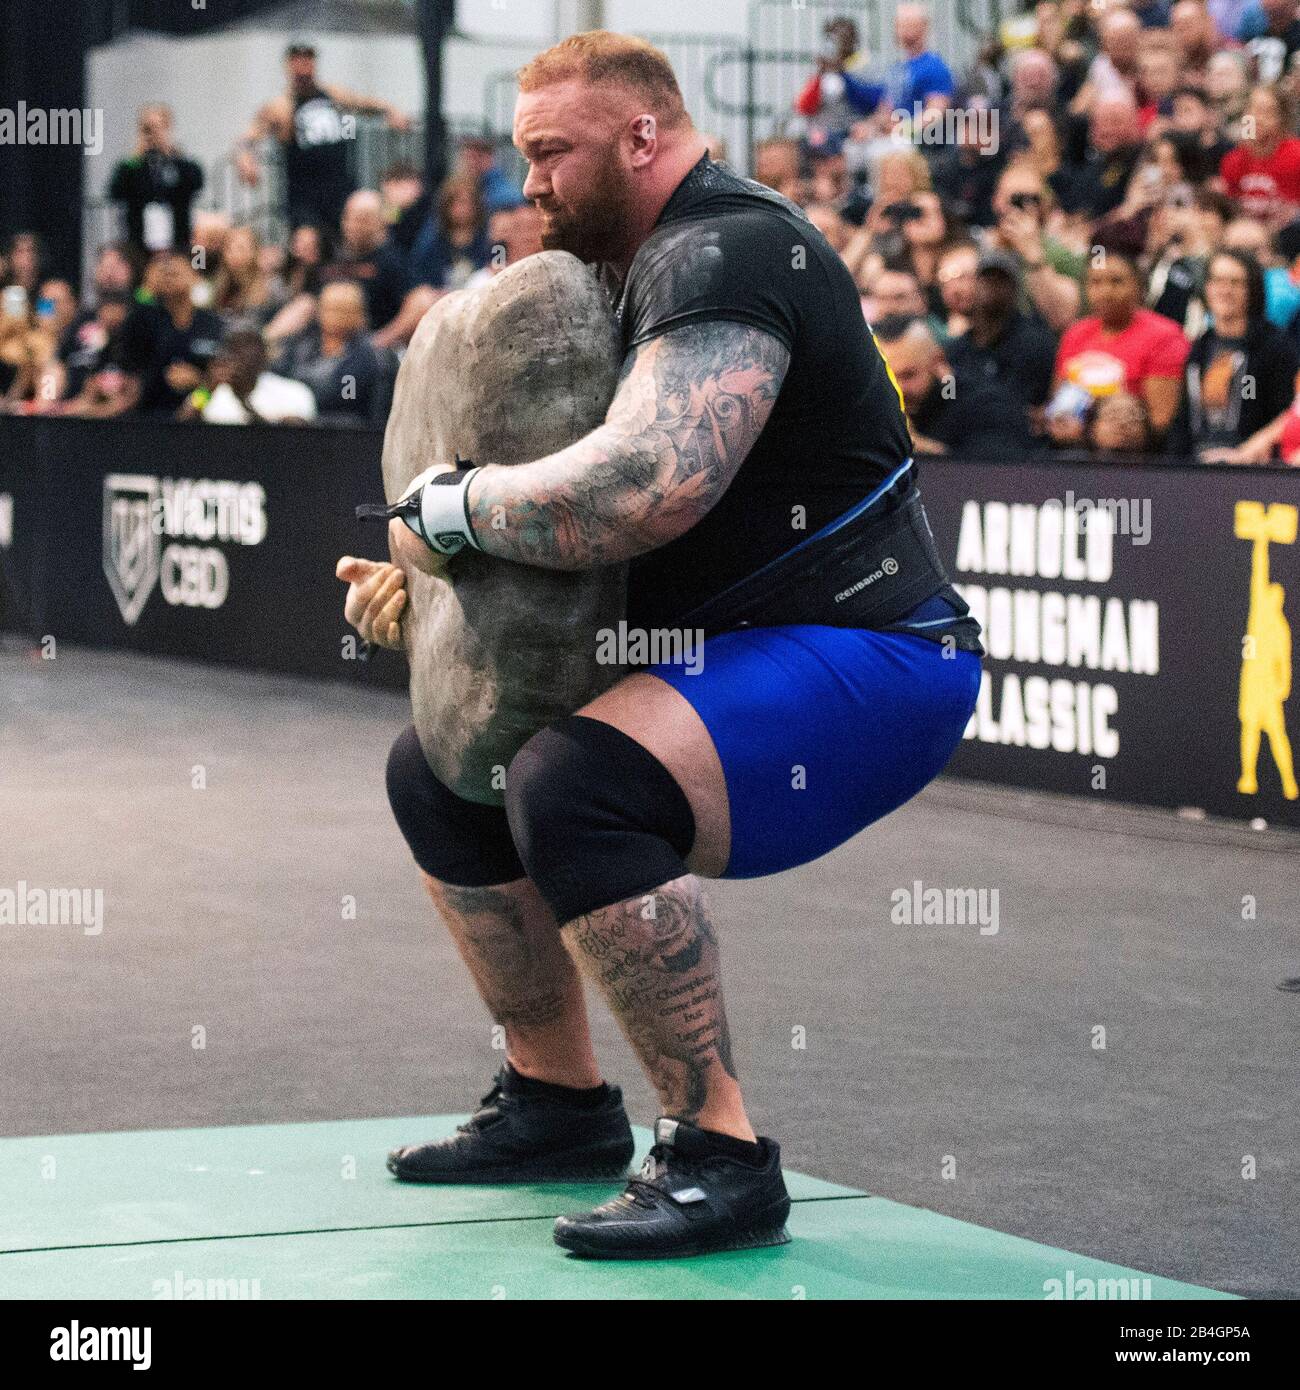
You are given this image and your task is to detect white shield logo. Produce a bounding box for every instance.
[103,474,160,625]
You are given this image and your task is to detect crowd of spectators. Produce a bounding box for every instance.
[9,6,1300,462]
[0,41,535,428]
[0,139,537,425]
[780,0,1300,462]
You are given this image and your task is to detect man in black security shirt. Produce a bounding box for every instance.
[338,31,982,1261]
[320,191,412,336]
[1063,95,1143,221]
[235,42,411,235]
[945,250,1057,418]
[874,313,1034,456]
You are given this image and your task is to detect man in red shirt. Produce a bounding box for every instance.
[1220,84,1300,225]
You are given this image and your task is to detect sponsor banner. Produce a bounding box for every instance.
[4,420,1298,827]
[0,419,45,634]
[0,417,404,689]
[920,457,1300,829]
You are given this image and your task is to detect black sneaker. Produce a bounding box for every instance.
[552,1117,792,1259]
[387,1067,635,1184]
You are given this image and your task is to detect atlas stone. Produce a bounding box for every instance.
[382,250,627,806]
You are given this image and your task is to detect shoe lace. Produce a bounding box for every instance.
[455,1072,508,1135]
[618,1143,706,1211]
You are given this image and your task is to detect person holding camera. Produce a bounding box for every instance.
[840,149,933,286]
[980,157,1084,333]
[106,105,204,256]
[0,283,60,413]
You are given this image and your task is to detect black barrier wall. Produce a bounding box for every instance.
[921,456,1300,830]
[3,420,1299,829]
[0,417,405,690]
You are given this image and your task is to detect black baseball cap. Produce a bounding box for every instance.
[977,248,1022,283]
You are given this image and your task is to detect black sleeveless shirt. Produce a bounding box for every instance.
[604,156,923,629]
[284,85,352,222]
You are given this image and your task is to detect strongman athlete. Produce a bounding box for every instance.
[337,31,983,1259]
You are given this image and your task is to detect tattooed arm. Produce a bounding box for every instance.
[464,320,790,570]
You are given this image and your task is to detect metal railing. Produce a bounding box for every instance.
[84,112,491,258]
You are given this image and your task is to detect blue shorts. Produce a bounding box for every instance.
[648,621,981,878]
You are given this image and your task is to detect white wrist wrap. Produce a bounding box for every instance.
[402,466,481,555]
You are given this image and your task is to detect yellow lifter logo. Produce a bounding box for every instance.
[1235,501,1299,801]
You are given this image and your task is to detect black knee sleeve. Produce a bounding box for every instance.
[385,725,525,886]
[504,715,696,923]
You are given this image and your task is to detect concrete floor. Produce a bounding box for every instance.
[3,641,1297,1297]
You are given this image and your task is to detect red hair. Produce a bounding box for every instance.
[518,31,689,128]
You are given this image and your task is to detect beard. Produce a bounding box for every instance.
[536,143,636,265]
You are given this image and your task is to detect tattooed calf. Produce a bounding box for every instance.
[563,875,738,1120]
[441,882,572,1032]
